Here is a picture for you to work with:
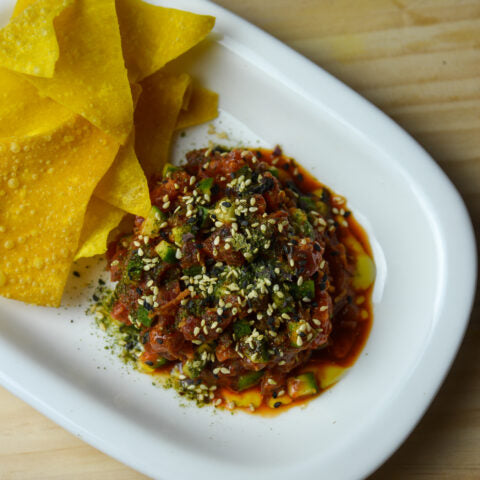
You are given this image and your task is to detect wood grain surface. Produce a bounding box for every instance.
[1,1,479,478]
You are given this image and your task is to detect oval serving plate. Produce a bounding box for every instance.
[0,1,476,479]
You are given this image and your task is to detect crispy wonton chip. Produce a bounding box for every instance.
[0,0,72,78]
[0,68,73,138]
[94,131,150,217]
[0,116,119,306]
[175,84,219,130]
[74,197,125,260]
[15,0,133,144]
[116,0,215,82]
[135,71,191,177]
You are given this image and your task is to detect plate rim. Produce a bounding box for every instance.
[0,0,477,479]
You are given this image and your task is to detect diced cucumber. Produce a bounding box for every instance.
[140,206,165,236]
[272,288,294,313]
[292,279,315,300]
[298,195,317,212]
[223,389,263,408]
[318,365,347,389]
[268,167,279,178]
[233,319,252,339]
[135,305,152,327]
[213,197,236,223]
[290,207,314,237]
[162,163,181,177]
[197,177,213,195]
[183,358,206,379]
[287,372,319,398]
[288,321,308,347]
[172,225,190,246]
[197,205,210,227]
[155,240,177,263]
[237,370,264,391]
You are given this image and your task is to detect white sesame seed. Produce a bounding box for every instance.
[162,201,170,209]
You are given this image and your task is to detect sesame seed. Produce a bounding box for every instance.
[297,276,303,286]
[193,327,200,336]
[214,236,220,246]
[320,305,328,311]
[162,201,171,209]
[175,249,183,259]
[162,194,169,202]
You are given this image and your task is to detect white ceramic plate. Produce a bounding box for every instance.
[0,1,476,479]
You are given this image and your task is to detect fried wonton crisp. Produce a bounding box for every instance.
[17,0,133,144]
[94,131,151,217]
[0,68,73,138]
[135,71,192,176]
[75,197,125,260]
[0,116,119,306]
[0,0,72,78]
[116,0,215,82]
[175,84,219,130]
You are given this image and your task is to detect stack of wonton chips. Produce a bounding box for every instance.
[0,0,218,306]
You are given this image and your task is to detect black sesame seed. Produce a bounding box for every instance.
[156,338,164,344]
[136,287,143,295]
[282,163,290,171]
[272,391,278,399]
[313,243,321,252]
[222,201,232,208]
[274,401,282,408]
[92,294,99,302]
[73,271,80,277]
[145,361,154,366]
[296,174,304,182]
[98,279,105,285]
[344,211,351,218]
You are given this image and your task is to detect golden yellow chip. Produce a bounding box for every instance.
[74,197,125,260]
[94,131,151,217]
[0,116,119,306]
[0,0,72,78]
[16,0,133,144]
[175,84,219,130]
[0,68,74,138]
[135,71,192,177]
[116,0,215,82]
[12,0,36,16]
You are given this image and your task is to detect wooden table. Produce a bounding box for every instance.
[1,1,479,478]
